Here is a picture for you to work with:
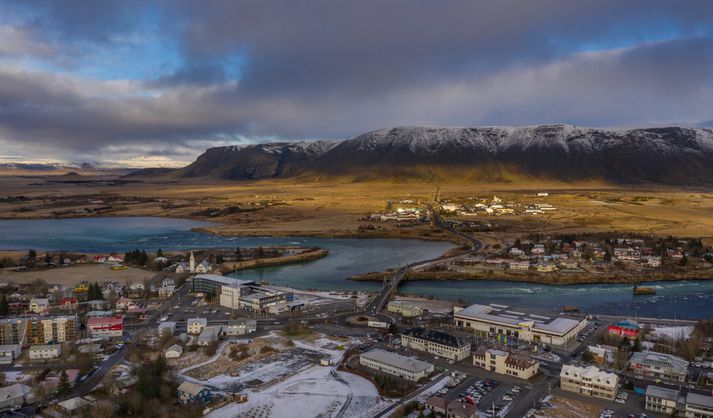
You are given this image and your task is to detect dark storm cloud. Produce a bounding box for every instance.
[1,0,713,163]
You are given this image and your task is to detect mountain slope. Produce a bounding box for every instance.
[160,125,713,185]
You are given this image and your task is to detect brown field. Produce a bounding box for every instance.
[1,175,713,241]
[0,263,156,286]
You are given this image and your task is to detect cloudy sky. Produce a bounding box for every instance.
[1,1,712,167]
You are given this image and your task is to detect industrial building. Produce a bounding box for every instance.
[359,349,433,381]
[560,364,619,400]
[472,348,539,380]
[387,301,424,318]
[453,303,586,348]
[401,327,471,361]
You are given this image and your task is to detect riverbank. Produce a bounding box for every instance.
[349,267,713,285]
[220,248,329,272]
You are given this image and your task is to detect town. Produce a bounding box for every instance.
[0,238,711,418]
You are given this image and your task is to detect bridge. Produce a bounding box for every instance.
[364,204,482,315]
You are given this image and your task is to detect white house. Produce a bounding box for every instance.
[29,344,61,360]
[29,298,50,314]
[187,318,208,335]
[158,321,176,337]
[0,345,21,364]
[165,344,183,359]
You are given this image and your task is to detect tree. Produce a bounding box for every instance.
[604,249,612,262]
[679,255,688,267]
[235,247,243,261]
[58,369,71,395]
[581,347,594,363]
[28,249,36,259]
[257,246,265,258]
[0,295,8,316]
[156,248,164,257]
[216,254,224,264]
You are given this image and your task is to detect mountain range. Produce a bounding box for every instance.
[132,125,713,185]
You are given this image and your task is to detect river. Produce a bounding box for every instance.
[0,217,710,319]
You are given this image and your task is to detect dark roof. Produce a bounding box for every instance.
[404,327,469,349]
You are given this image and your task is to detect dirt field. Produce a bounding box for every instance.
[1,175,713,240]
[0,263,156,286]
[534,395,604,418]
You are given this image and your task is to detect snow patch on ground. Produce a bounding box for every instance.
[650,325,694,340]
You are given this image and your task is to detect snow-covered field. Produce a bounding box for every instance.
[2,370,32,384]
[649,325,694,340]
[194,335,391,418]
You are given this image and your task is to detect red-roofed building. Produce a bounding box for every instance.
[607,319,640,338]
[58,297,78,310]
[87,316,123,338]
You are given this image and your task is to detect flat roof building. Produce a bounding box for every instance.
[401,327,471,361]
[86,316,123,338]
[453,303,586,348]
[359,349,433,382]
[191,274,254,296]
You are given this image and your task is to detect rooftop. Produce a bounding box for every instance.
[645,385,679,401]
[178,381,207,396]
[404,327,469,349]
[194,274,255,287]
[686,392,713,409]
[455,303,582,336]
[630,351,689,372]
[361,349,432,372]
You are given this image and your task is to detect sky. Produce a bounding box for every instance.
[1,1,712,167]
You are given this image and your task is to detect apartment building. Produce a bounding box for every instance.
[685,392,713,418]
[0,315,77,345]
[359,349,433,382]
[401,327,471,361]
[645,385,680,415]
[630,351,689,384]
[472,348,539,380]
[560,364,619,400]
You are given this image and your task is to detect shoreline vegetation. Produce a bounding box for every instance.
[348,268,713,285]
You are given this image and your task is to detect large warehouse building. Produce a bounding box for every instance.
[453,303,586,348]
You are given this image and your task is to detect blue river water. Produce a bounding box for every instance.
[0,217,711,319]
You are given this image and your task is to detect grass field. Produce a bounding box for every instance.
[1,175,712,240]
[0,263,156,286]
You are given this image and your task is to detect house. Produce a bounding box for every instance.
[158,321,176,337]
[641,256,662,268]
[359,349,433,381]
[0,384,33,411]
[608,319,640,338]
[645,385,679,415]
[57,396,92,416]
[161,278,175,287]
[401,327,471,361]
[472,348,539,380]
[154,256,169,264]
[111,375,139,395]
[447,400,478,418]
[165,344,183,359]
[560,364,619,400]
[116,298,135,311]
[587,344,617,364]
[29,344,61,360]
[29,298,50,314]
[177,381,212,404]
[195,260,213,274]
[157,286,175,299]
[531,244,546,255]
[0,345,21,364]
[629,352,689,384]
[58,297,78,310]
[221,320,257,336]
[187,318,208,335]
[197,326,222,346]
[536,263,557,272]
[509,247,525,257]
[426,397,477,418]
[508,261,530,271]
[41,369,80,393]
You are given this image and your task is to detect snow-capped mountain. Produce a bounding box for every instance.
[150,125,713,184]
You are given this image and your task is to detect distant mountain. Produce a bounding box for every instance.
[134,125,713,185]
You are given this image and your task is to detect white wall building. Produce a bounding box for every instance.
[29,344,61,360]
[359,349,433,382]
